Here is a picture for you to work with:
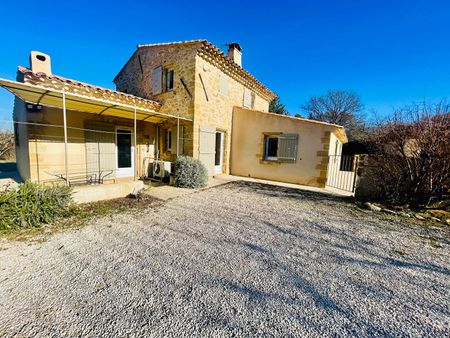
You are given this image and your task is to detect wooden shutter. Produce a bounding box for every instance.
[198,125,216,176]
[243,88,252,108]
[277,134,298,162]
[152,66,162,95]
[220,73,228,95]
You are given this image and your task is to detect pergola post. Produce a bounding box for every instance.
[134,106,137,181]
[176,113,180,157]
[62,90,69,186]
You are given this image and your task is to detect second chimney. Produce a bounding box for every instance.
[30,51,52,75]
[227,43,242,67]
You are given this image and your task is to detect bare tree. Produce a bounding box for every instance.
[366,102,450,208]
[0,130,14,160]
[302,90,366,141]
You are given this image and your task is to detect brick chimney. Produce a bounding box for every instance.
[30,51,52,75]
[227,43,242,67]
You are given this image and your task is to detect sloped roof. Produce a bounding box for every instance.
[18,66,162,112]
[115,39,277,101]
[233,106,348,143]
[196,40,276,101]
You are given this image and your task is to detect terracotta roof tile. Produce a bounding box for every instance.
[121,39,276,101]
[197,40,276,101]
[18,66,161,112]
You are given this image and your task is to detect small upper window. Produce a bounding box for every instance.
[165,68,174,91]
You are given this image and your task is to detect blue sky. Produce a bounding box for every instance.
[0,0,449,125]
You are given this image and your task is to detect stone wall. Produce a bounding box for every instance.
[114,42,272,174]
[114,43,200,160]
[114,43,200,121]
[193,55,270,174]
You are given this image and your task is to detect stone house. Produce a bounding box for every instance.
[113,40,276,175]
[0,40,348,202]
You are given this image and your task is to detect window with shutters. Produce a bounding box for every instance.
[152,66,174,94]
[264,136,278,160]
[164,68,174,91]
[263,134,298,162]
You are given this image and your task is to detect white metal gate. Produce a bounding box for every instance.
[326,155,357,193]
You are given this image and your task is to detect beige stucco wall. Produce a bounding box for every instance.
[231,107,345,187]
[24,106,158,183]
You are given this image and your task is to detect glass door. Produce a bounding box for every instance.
[214,131,224,174]
[116,128,134,177]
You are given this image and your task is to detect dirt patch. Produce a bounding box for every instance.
[0,193,163,242]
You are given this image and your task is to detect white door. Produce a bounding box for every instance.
[116,127,134,177]
[214,131,224,174]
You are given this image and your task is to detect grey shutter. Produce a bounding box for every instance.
[85,121,116,177]
[277,134,298,162]
[220,73,228,95]
[198,125,216,176]
[243,88,252,108]
[152,66,162,95]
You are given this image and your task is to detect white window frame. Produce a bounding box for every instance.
[115,126,135,178]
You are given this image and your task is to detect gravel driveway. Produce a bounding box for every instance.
[0,181,449,337]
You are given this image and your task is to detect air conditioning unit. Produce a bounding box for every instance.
[152,160,173,178]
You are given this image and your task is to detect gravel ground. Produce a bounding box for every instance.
[0,181,449,337]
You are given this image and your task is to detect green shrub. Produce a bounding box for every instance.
[174,156,208,188]
[0,181,73,230]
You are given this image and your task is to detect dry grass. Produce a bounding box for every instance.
[0,193,163,242]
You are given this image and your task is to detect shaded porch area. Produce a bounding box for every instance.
[0,77,193,188]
